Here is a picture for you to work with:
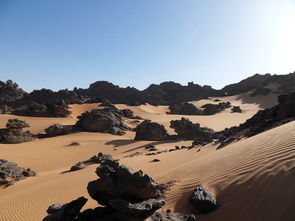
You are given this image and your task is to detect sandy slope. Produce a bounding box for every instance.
[0,92,294,221]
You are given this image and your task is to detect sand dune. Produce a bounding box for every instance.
[0,93,294,221]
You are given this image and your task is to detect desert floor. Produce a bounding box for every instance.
[0,90,294,221]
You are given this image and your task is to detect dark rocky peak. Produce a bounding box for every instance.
[0,80,27,105]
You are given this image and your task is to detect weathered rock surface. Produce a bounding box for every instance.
[170,118,215,145]
[0,104,13,114]
[75,108,130,135]
[134,120,169,141]
[0,159,36,187]
[190,185,219,213]
[167,102,203,115]
[45,124,71,137]
[0,119,33,144]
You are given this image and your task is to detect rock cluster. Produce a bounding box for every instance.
[134,120,169,141]
[167,102,203,115]
[0,119,33,144]
[75,108,130,135]
[0,159,36,187]
[170,118,215,145]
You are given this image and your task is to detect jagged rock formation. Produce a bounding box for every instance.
[134,120,169,141]
[75,108,130,135]
[0,159,36,187]
[45,124,71,137]
[0,104,13,114]
[167,102,203,115]
[190,185,219,213]
[0,119,33,144]
[201,102,231,115]
[170,118,215,145]
[151,210,197,221]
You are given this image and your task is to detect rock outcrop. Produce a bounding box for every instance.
[190,185,219,213]
[0,159,36,187]
[134,120,169,141]
[170,118,215,145]
[167,102,203,115]
[0,119,33,144]
[75,108,130,135]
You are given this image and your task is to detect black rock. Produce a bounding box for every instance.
[190,185,219,213]
[167,102,203,115]
[134,120,169,141]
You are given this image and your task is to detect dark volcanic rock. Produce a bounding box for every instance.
[6,119,29,129]
[170,118,215,144]
[0,119,33,144]
[201,102,231,115]
[75,108,130,135]
[70,152,114,172]
[45,124,71,137]
[190,185,219,213]
[167,102,203,115]
[134,120,169,141]
[231,106,242,113]
[0,159,36,187]
[43,197,87,221]
[0,80,27,105]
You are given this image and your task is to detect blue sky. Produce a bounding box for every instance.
[0,0,294,91]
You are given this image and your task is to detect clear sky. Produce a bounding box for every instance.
[0,0,294,91]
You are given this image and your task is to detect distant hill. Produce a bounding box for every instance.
[1,71,294,107]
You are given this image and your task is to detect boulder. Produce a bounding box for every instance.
[43,197,87,221]
[167,102,203,115]
[87,158,164,218]
[190,185,219,213]
[75,108,130,135]
[201,102,231,115]
[45,124,71,137]
[151,210,197,221]
[134,120,169,141]
[170,118,215,144]
[0,159,36,187]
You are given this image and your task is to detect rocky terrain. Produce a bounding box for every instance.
[0,159,36,187]
[43,153,218,220]
[1,72,295,116]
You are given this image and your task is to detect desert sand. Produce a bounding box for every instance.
[0,91,294,221]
